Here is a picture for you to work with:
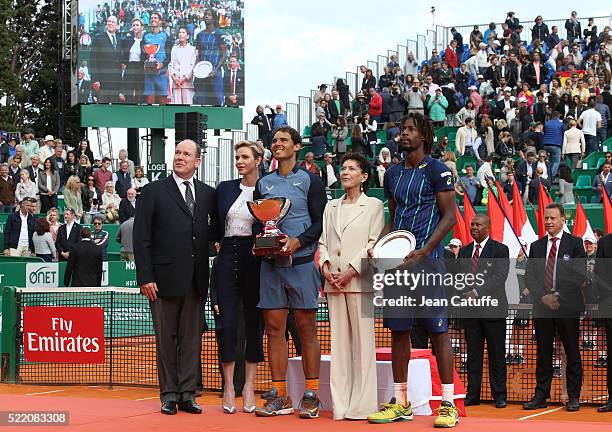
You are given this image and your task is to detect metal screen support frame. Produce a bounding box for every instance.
[108,290,114,390]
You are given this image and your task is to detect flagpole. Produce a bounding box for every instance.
[485,177,528,255]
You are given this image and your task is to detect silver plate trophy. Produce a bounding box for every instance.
[193,61,214,78]
[372,230,417,271]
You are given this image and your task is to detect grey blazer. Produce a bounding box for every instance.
[38,170,60,195]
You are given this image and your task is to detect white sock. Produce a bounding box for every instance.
[393,382,408,406]
[441,384,454,404]
[517,345,523,355]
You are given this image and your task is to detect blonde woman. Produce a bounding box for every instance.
[443,151,459,181]
[46,207,62,242]
[101,181,121,223]
[78,154,93,183]
[318,152,383,420]
[63,175,84,221]
[15,170,38,207]
[376,147,392,187]
[562,119,586,169]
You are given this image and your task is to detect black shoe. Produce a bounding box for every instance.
[598,400,612,412]
[464,398,480,406]
[505,354,514,365]
[553,366,561,378]
[459,362,467,373]
[495,400,507,409]
[523,398,547,410]
[178,400,202,414]
[161,401,177,415]
[514,354,524,365]
[567,398,580,412]
[452,345,460,355]
[596,356,608,368]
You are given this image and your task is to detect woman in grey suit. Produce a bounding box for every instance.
[318,152,384,420]
[38,158,60,213]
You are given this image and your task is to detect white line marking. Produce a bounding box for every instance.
[25,390,65,396]
[134,396,159,401]
[518,406,564,420]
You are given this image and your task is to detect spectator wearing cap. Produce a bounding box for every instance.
[3,197,36,257]
[351,92,368,121]
[21,128,40,161]
[272,104,288,130]
[38,135,57,162]
[91,214,109,259]
[0,164,16,212]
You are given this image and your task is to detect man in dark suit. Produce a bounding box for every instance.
[523,203,586,412]
[458,214,510,408]
[224,54,244,106]
[76,69,92,104]
[55,208,82,262]
[26,155,43,187]
[595,234,612,412]
[88,15,123,103]
[495,90,514,120]
[484,56,501,89]
[119,188,137,223]
[3,198,36,256]
[134,139,217,415]
[64,227,103,287]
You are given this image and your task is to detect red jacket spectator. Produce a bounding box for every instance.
[445,46,458,69]
[368,90,383,117]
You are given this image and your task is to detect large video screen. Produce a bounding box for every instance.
[74,0,244,107]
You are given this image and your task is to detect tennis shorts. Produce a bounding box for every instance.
[258,260,320,310]
[143,70,168,96]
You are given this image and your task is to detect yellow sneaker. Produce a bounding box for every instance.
[434,401,459,428]
[367,398,413,423]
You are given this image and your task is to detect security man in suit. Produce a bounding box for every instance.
[523,203,586,412]
[595,233,612,412]
[224,54,244,107]
[134,139,217,415]
[458,214,510,408]
[64,227,103,287]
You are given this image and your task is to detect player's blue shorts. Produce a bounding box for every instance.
[258,260,320,310]
[143,69,168,96]
[382,259,448,334]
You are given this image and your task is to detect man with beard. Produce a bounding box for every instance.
[142,12,173,105]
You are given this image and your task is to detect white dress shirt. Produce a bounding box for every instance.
[172,172,196,204]
[545,230,564,291]
[18,212,29,247]
[225,184,255,237]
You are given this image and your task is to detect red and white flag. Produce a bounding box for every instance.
[462,195,476,244]
[454,203,470,246]
[512,181,538,247]
[572,198,596,240]
[536,182,553,238]
[488,185,521,257]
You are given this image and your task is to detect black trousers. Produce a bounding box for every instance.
[216,237,264,363]
[464,318,507,401]
[150,282,203,403]
[533,317,582,399]
[40,194,57,214]
[606,318,612,398]
[122,62,144,103]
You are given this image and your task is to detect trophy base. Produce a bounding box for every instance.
[144,62,158,74]
[252,234,287,256]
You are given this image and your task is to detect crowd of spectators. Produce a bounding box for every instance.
[0,130,142,263]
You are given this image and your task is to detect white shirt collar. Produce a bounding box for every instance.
[474,236,489,251]
[548,230,564,242]
[172,171,195,190]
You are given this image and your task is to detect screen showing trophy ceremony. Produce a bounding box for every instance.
[75,0,244,106]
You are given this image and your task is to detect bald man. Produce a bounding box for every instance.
[134,140,218,415]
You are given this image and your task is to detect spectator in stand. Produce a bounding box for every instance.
[64,227,103,287]
[404,78,426,115]
[251,105,273,148]
[321,153,339,190]
[527,167,549,204]
[375,147,391,187]
[475,43,489,76]
[3,197,35,256]
[361,69,376,94]
[46,208,61,242]
[327,91,343,125]
[361,113,378,157]
[56,207,82,261]
[565,11,582,43]
[75,139,95,165]
[456,117,477,156]
[445,40,459,69]
[387,85,406,123]
[556,93,572,119]
[404,52,418,78]
[9,145,30,169]
[443,151,459,182]
[91,214,109,259]
[542,111,564,178]
[0,164,15,212]
[515,151,537,194]
[21,128,39,161]
[15,170,37,209]
[38,135,57,162]
[119,187,137,223]
[562,119,586,169]
[535,150,551,181]
[349,124,369,157]
[113,160,131,199]
[77,155,93,183]
[556,164,575,205]
[116,215,134,261]
[65,151,82,181]
[524,52,548,90]
[63,175,84,222]
[332,117,349,158]
[271,105,289,130]
[451,28,464,59]
[547,26,561,49]
[428,48,441,65]
[117,149,135,177]
[38,157,60,214]
[93,157,112,191]
[335,78,352,114]
[596,95,610,147]
[502,170,516,201]
[82,175,101,225]
[579,96,603,155]
[367,87,382,123]
[101,181,121,223]
[457,100,477,126]
[470,25,483,50]
[584,18,599,52]
[533,93,547,124]
[131,166,149,194]
[593,162,612,203]
[313,84,327,107]
[32,217,56,262]
[311,113,331,160]
[531,16,550,44]
[457,165,478,205]
[470,85,483,113]
[432,136,449,160]
[428,88,448,127]
[0,134,16,164]
[49,145,66,192]
[300,152,320,176]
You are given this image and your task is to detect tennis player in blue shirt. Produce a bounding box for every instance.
[367,113,459,427]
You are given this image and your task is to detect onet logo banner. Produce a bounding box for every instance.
[26,263,59,288]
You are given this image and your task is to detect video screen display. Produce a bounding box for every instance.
[74,0,244,106]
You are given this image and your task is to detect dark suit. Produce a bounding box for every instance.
[458,238,510,403]
[327,98,343,124]
[522,62,549,89]
[77,79,92,104]
[89,31,123,103]
[119,198,136,223]
[594,234,612,400]
[223,68,244,106]
[484,65,501,88]
[119,33,145,103]
[55,222,82,261]
[26,166,42,187]
[525,232,586,400]
[3,211,35,251]
[64,239,103,287]
[133,174,217,404]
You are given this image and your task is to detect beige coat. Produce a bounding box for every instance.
[318,192,384,293]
